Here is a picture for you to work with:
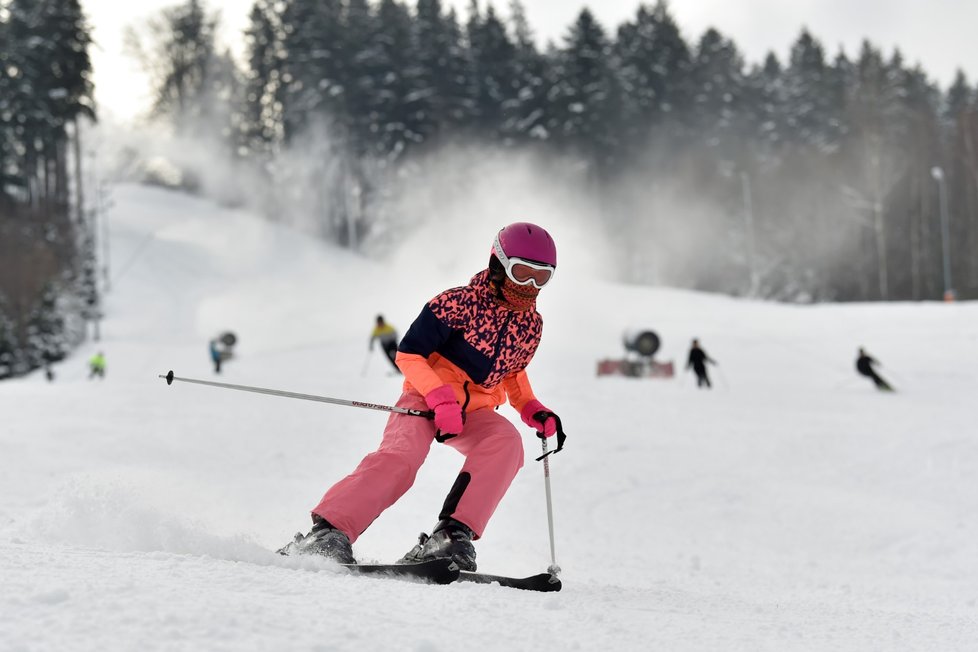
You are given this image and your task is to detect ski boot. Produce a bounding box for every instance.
[397,518,477,572]
[278,515,355,564]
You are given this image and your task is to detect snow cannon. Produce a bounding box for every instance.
[596,329,675,379]
[623,330,660,358]
[214,331,237,362]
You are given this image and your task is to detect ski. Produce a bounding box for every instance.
[457,571,562,592]
[341,558,460,585]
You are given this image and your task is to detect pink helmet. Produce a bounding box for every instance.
[492,222,557,267]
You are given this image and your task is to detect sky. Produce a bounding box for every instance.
[2,182,976,650]
[84,0,978,123]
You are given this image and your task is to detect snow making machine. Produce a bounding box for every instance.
[596,329,675,379]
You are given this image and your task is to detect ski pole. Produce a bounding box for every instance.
[540,436,561,581]
[715,365,729,390]
[158,370,434,419]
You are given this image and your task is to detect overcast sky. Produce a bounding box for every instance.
[83,0,978,123]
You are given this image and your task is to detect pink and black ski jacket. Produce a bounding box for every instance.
[395,270,543,414]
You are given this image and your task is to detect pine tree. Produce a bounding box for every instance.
[744,52,785,161]
[149,0,218,126]
[0,0,95,374]
[943,72,978,294]
[0,9,16,201]
[277,0,345,142]
[371,0,423,158]
[24,282,67,369]
[0,295,17,379]
[39,0,95,125]
[550,8,622,177]
[782,30,841,151]
[4,0,92,205]
[413,0,472,139]
[687,28,747,161]
[840,41,911,300]
[467,4,519,139]
[330,0,377,160]
[614,1,691,157]
[503,0,550,142]
[242,0,284,157]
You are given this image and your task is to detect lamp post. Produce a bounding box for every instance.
[930,166,955,301]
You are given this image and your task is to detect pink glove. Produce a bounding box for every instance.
[520,399,558,437]
[426,385,463,437]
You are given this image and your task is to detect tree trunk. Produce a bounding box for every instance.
[960,111,978,287]
[73,118,85,225]
[910,171,922,300]
[870,147,889,301]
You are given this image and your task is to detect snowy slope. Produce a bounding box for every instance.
[1,184,976,652]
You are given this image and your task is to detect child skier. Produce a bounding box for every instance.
[88,351,106,379]
[280,223,566,571]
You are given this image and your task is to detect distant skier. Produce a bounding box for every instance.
[209,332,237,374]
[279,222,566,572]
[686,339,716,389]
[369,315,400,374]
[88,352,106,380]
[209,339,223,373]
[856,347,893,391]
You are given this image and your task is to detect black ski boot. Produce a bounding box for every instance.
[397,518,477,571]
[278,515,355,564]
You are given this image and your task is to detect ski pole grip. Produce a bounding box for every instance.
[434,430,457,443]
[534,414,566,461]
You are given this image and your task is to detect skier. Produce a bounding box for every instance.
[856,347,893,391]
[88,352,106,380]
[280,223,565,571]
[209,339,223,374]
[686,338,716,388]
[369,315,400,374]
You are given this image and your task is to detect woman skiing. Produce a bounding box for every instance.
[280,223,565,571]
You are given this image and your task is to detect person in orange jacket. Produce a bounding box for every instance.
[280,223,565,571]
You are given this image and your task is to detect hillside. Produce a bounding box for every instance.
[1,184,976,651]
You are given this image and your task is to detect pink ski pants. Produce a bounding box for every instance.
[312,390,525,542]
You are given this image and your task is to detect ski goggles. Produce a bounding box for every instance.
[493,235,556,289]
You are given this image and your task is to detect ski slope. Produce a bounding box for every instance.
[1,184,976,651]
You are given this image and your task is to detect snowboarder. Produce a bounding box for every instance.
[280,222,566,572]
[686,339,716,388]
[369,315,400,374]
[856,347,893,391]
[88,352,106,380]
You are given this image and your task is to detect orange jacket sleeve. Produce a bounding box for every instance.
[395,351,446,398]
[501,369,537,414]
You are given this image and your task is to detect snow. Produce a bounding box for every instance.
[2,183,977,651]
